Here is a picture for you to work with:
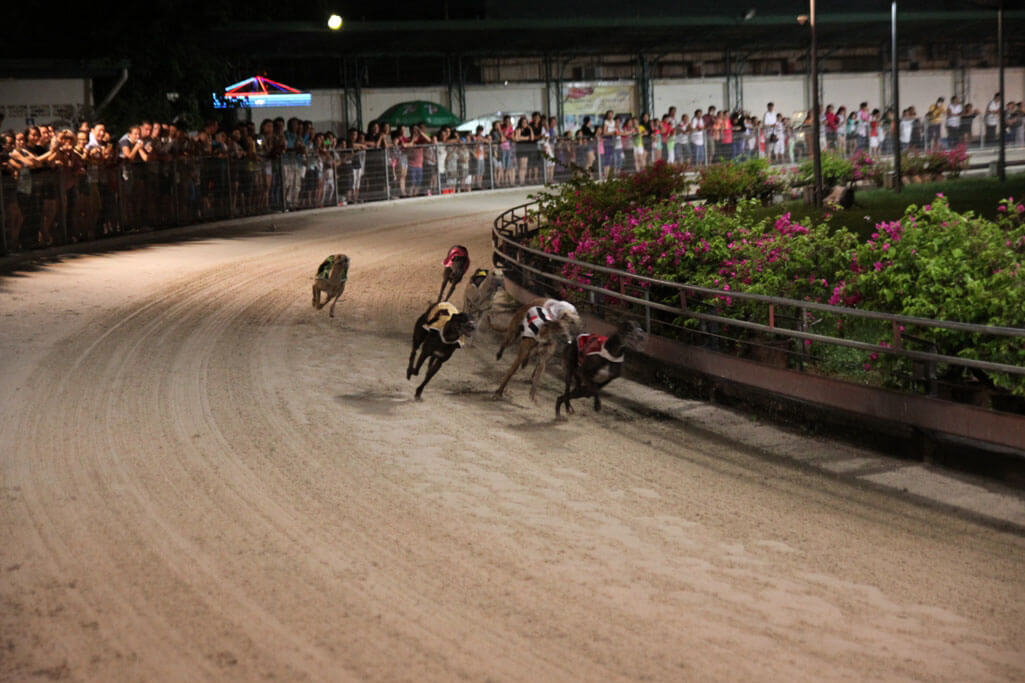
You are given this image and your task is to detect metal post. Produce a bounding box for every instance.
[172,159,180,225]
[382,148,391,200]
[998,5,1006,181]
[278,156,286,212]
[488,141,495,190]
[644,289,651,334]
[435,144,442,195]
[226,155,235,219]
[891,1,902,192]
[810,0,823,207]
[0,170,7,254]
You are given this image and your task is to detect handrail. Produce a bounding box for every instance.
[493,199,1025,379]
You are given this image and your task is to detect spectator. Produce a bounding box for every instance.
[513,115,534,185]
[869,109,882,159]
[926,97,945,151]
[946,96,963,147]
[631,115,647,171]
[986,93,1001,146]
[961,103,977,144]
[488,120,505,187]
[690,108,705,164]
[763,102,784,164]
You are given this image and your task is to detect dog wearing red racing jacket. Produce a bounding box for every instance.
[556,319,646,418]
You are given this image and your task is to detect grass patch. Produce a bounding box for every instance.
[748,172,1025,240]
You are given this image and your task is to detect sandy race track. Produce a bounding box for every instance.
[2,191,1024,681]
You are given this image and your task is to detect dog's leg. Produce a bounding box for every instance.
[437,270,450,303]
[328,286,344,318]
[556,348,577,417]
[495,340,532,397]
[313,283,323,309]
[407,326,426,379]
[415,357,444,400]
[529,352,550,403]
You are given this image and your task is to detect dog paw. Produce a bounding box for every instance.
[414,393,423,402]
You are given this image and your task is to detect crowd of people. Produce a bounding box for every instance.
[2,93,1023,252]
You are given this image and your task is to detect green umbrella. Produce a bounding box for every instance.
[375,101,461,129]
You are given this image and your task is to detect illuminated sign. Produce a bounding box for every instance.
[213,76,311,109]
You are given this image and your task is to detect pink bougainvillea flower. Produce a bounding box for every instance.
[998,205,1007,213]
[874,261,883,272]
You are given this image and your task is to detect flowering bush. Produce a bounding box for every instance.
[696,158,785,206]
[797,152,854,187]
[925,145,969,178]
[532,160,690,256]
[533,179,1025,395]
[828,194,1025,393]
[851,152,890,187]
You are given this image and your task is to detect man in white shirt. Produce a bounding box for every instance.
[763,103,784,163]
[690,108,705,164]
[946,96,963,147]
[985,93,1001,146]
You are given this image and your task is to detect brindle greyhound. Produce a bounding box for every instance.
[556,320,647,417]
[437,245,470,303]
[312,254,349,317]
[461,267,503,344]
[494,298,581,401]
[407,302,476,400]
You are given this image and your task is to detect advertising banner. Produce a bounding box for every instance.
[561,82,637,133]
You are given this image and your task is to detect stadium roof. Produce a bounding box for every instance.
[216,7,1025,59]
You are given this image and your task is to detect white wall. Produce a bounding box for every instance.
[742,76,806,118]
[0,78,90,126]
[967,68,1025,109]
[652,79,726,118]
[822,73,883,113]
[465,83,545,119]
[894,71,954,120]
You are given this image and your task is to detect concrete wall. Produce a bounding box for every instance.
[0,78,91,127]
[741,76,806,118]
[652,79,726,118]
[821,73,884,113]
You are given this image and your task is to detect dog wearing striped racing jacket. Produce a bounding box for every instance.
[556,320,647,418]
[494,298,581,401]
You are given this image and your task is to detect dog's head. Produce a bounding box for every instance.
[450,312,476,337]
[557,309,582,336]
[618,319,648,351]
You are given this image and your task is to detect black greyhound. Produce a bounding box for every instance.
[407,302,476,400]
[556,320,647,417]
[437,245,470,303]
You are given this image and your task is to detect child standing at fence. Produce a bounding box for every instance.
[869,109,882,159]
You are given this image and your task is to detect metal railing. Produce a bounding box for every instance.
[493,200,1025,432]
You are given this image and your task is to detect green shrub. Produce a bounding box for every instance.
[797,152,854,187]
[696,158,784,206]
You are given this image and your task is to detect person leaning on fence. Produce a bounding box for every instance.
[488,120,506,187]
[926,97,945,151]
[985,93,1001,146]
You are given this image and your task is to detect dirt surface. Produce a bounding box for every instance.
[2,192,1025,682]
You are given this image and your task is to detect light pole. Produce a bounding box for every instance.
[809,0,822,207]
[891,1,902,192]
[998,3,1006,181]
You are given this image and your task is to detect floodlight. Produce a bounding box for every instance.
[328,14,343,30]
